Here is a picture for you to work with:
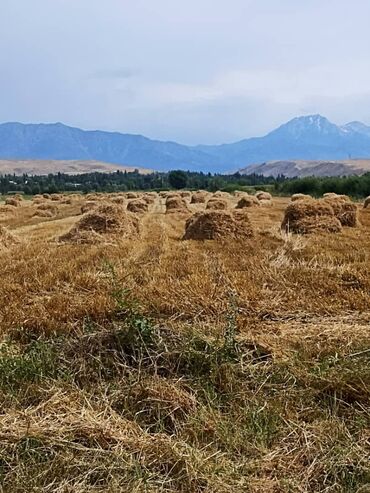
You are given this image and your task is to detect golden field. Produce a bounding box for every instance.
[0,192,369,492]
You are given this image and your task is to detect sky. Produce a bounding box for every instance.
[1,0,370,144]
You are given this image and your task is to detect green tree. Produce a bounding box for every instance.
[168,170,188,189]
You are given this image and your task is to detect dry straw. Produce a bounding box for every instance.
[183,210,253,240]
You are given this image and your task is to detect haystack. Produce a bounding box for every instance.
[33,209,55,218]
[191,191,208,204]
[165,196,189,214]
[5,197,21,207]
[259,198,273,207]
[180,191,192,199]
[126,192,139,199]
[213,191,230,199]
[0,226,20,250]
[81,201,98,214]
[322,195,359,227]
[183,210,253,240]
[110,196,126,206]
[206,198,229,210]
[42,193,51,199]
[127,199,148,213]
[256,191,272,201]
[236,195,260,208]
[291,193,312,202]
[50,193,62,201]
[364,196,370,209]
[281,199,342,234]
[59,204,140,244]
[142,194,156,205]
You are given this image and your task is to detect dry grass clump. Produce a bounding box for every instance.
[364,196,370,209]
[5,197,21,207]
[282,199,342,234]
[127,199,149,213]
[206,198,229,210]
[166,196,189,214]
[33,209,55,218]
[59,203,140,244]
[183,210,253,240]
[191,191,208,204]
[236,195,260,208]
[323,194,359,227]
[0,226,20,249]
[291,193,312,201]
[256,191,272,201]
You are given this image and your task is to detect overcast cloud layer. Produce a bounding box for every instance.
[1,0,370,144]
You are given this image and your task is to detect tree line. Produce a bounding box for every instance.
[0,168,369,198]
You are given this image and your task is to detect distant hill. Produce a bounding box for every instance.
[2,115,370,174]
[239,159,370,178]
[0,159,152,176]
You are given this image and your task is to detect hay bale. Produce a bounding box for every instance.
[282,199,342,234]
[0,226,20,250]
[236,195,260,208]
[142,194,156,205]
[256,191,272,201]
[180,191,192,199]
[364,196,370,209]
[183,210,253,241]
[42,193,51,199]
[127,199,148,214]
[291,193,312,202]
[213,191,230,198]
[206,198,229,210]
[323,195,359,227]
[191,191,208,204]
[59,204,140,244]
[165,196,189,214]
[5,197,21,207]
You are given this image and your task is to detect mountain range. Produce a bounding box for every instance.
[2,115,370,174]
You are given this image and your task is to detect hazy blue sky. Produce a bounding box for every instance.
[1,0,370,144]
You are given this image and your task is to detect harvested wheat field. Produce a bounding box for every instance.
[0,192,369,492]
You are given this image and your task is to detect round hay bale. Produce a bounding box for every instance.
[165,196,189,214]
[5,197,21,207]
[59,204,140,244]
[183,210,253,241]
[127,199,148,214]
[282,199,342,234]
[364,196,370,209]
[291,193,312,202]
[322,196,359,227]
[191,191,209,204]
[236,195,260,208]
[256,191,272,201]
[0,226,20,250]
[206,198,229,210]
